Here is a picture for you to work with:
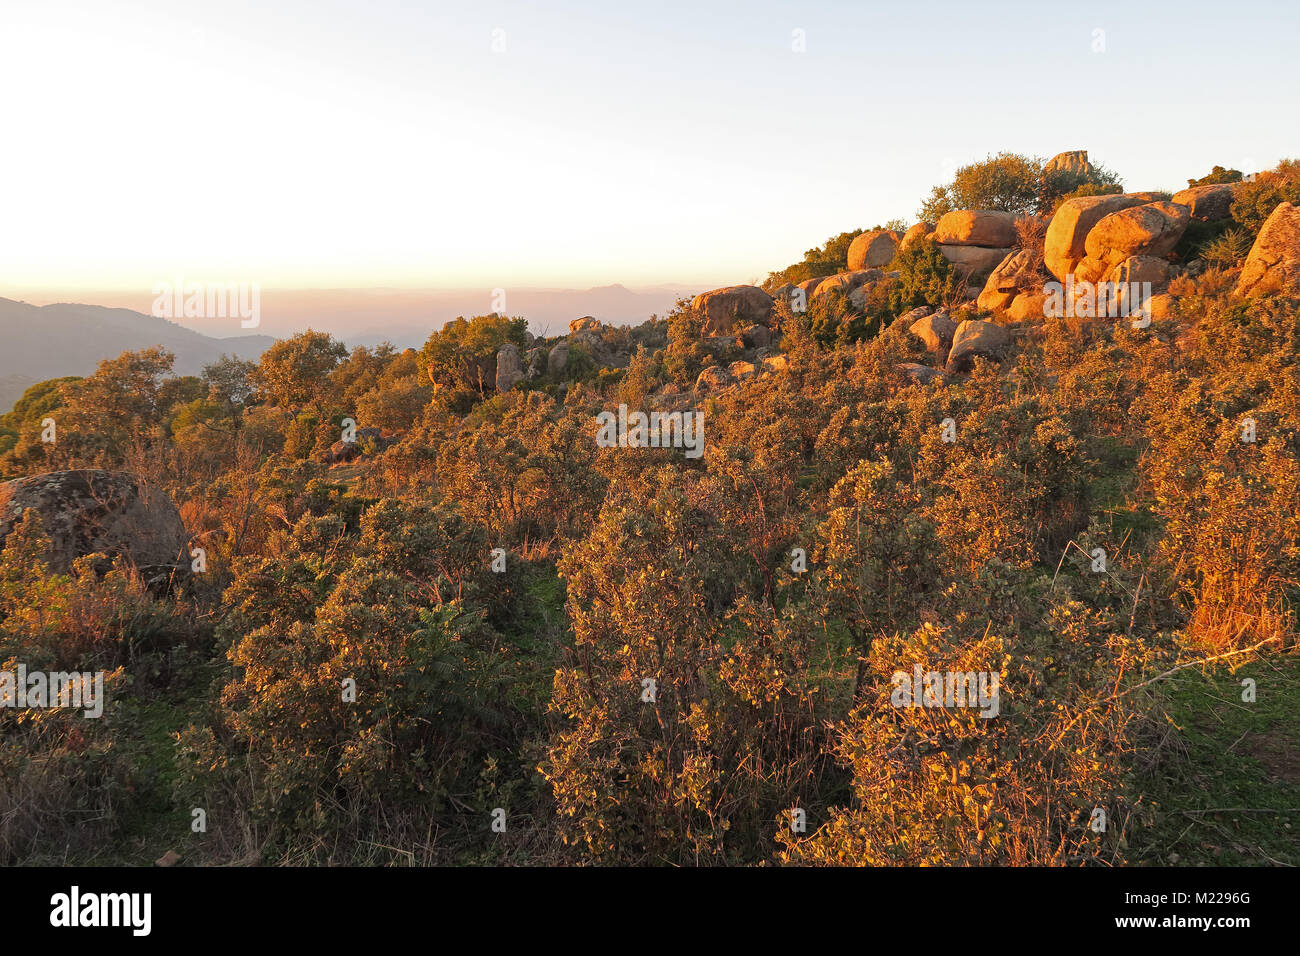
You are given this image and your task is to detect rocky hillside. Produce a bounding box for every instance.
[1,148,1297,871]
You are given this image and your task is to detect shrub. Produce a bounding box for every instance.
[1188,165,1243,187]
[1230,159,1300,235]
[886,239,964,315]
[764,230,864,289]
[1199,226,1255,268]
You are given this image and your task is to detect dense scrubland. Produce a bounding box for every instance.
[1,151,1298,866]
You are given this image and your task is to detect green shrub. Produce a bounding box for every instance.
[1230,159,1300,234]
[886,240,963,315]
[1188,165,1243,187]
[1199,226,1255,268]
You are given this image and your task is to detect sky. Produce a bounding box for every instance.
[2,0,1297,301]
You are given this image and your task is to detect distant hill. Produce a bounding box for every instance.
[27,284,708,350]
[0,298,275,411]
[0,374,38,416]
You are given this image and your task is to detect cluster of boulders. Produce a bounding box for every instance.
[0,470,189,584]
[932,209,1020,277]
[494,316,635,391]
[903,305,1012,375]
[679,285,786,394]
[978,161,1299,316]
[767,266,903,320]
[693,353,788,394]
[1044,191,1185,286]
[633,150,1300,403]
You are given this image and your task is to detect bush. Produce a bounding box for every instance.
[885,239,964,315]
[764,230,865,289]
[1199,226,1255,268]
[1230,159,1300,235]
[1188,165,1244,187]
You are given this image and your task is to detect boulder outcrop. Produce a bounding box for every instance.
[0,470,188,579]
[691,286,774,334]
[1170,183,1236,222]
[1044,192,1166,280]
[495,343,523,392]
[1235,202,1300,297]
[847,230,900,270]
[1044,150,1095,180]
[946,319,1011,373]
[1084,201,1190,268]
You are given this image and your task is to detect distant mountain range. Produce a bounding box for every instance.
[0,298,275,412]
[147,283,699,347]
[0,282,712,412]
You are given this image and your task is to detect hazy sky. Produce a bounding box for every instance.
[2,0,1296,297]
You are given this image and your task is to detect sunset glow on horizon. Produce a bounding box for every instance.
[3,0,1297,298]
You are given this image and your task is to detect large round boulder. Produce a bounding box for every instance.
[933,210,1018,247]
[691,285,774,334]
[1170,183,1236,222]
[0,470,189,579]
[1235,202,1300,297]
[1084,201,1190,268]
[946,319,1011,373]
[847,230,900,270]
[900,222,935,251]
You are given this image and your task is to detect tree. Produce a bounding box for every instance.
[1188,165,1243,187]
[251,330,347,408]
[50,347,176,467]
[419,314,528,405]
[920,151,1122,221]
[202,354,258,407]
